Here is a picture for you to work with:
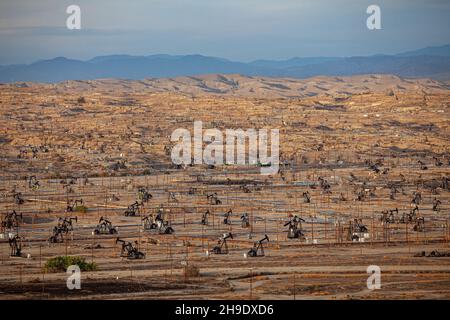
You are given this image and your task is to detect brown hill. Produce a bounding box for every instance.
[5,74,448,99]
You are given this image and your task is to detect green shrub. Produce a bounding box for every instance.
[257,162,271,167]
[44,256,97,273]
[74,205,88,213]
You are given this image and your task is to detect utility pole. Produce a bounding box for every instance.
[293,273,296,300]
[249,268,253,300]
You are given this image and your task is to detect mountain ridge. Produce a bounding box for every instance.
[1,44,450,83]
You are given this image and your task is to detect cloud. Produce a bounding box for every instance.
[0,0,449,64]
[0,26,135,37]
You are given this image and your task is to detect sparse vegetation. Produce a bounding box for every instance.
[74,205,88,213]
[44,256,97,273]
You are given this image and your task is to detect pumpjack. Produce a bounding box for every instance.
[369,163,381,174]
[9,234,22,257]
[413,217,425,232]
[13,192,24,205]
[157,220,174,234]
[156,209,174,234]
[61,178,76,193]
[411,205,419,216]
[142,214,157,230]
[201,210,210,225]
[433,156,443,167]
[211,233,233,254]
[168,192,178,203]
[207,193,221,205]
[355,188,367,201]
[380,208,398,224]
[124,201,143,217]
[138,187,152,202]
[58,216,77,232]
[247,234,269,257]
[49,217,77,243]
[142,211,174,234]
[241,213,250,228]
[432,198,441,212]
[1,210,22,230]
[400,206,419,224]
[412,192,422,205]
[223,209,232,225]
[284,216,306,239]
[418,160,428,170]
[348,219,369,241]
[318,177,331,194]
[303,191,311,203]
[28,175,40,191]
[93,216,118,235]
[49,226,65,243]
[110,160,127,171]
[442,177,449,190]
[116,238,145,259]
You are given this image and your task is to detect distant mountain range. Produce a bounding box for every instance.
[1,44,450,83]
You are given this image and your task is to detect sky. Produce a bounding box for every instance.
[0,0,449,64]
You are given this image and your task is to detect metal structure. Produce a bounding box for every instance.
[143,210,174,234]
[8,234,22,257]
[284,216,306,240]
[347,218,369,241]
[124,201,143,217]
[247,234,269,257]
[211,233,233,254]
[241,213,250,228]
[201,210,210,225]
[207,193,221,205]
[1,210,22,230]
[49,217,77,243]
[116,238,145,259]
[138,187,152,202]
[93,216,118,235]
[223,209,232,225]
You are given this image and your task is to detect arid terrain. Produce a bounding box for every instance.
[0,74,449,299]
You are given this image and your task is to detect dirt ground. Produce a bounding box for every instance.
[0,74,449,299]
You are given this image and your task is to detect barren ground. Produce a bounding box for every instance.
[0,74,449,299]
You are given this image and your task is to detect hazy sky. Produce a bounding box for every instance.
[0,0,449,64]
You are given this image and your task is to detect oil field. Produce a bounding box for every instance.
[0,74,449,299]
